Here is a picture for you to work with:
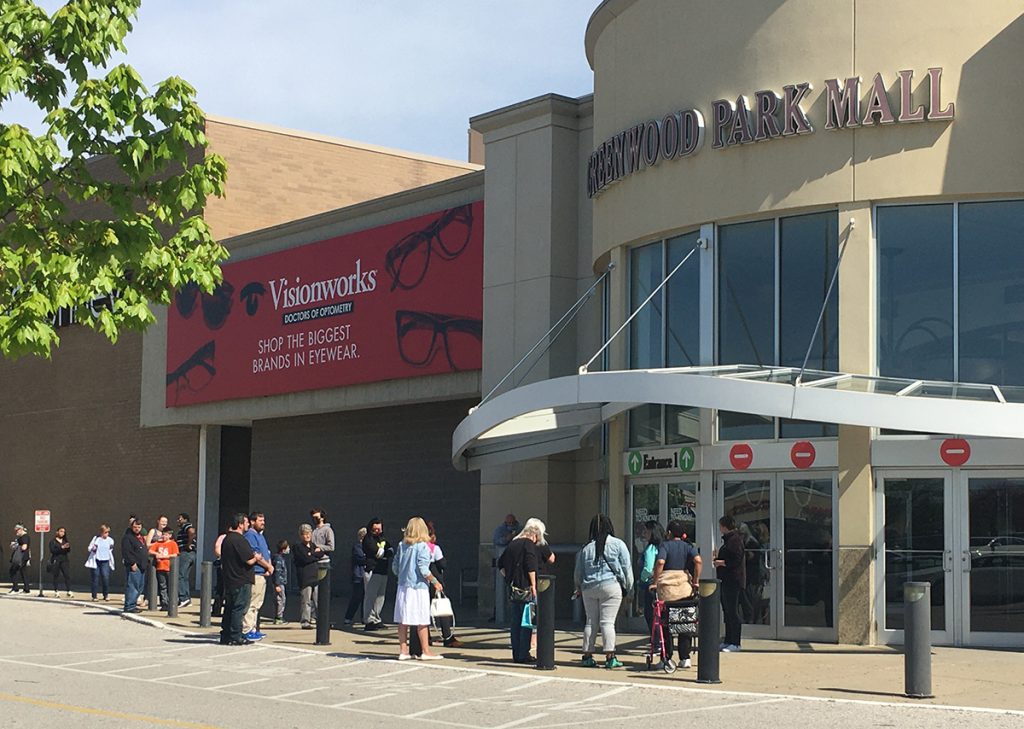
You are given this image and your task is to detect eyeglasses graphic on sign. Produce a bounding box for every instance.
[166,340,216,400]
[174,281,236,330]
[395,310,482,371]
[384,205,474,291]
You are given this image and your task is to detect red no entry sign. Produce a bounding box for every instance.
[34,510,51,533]
[940,438,971,467]
[729,443,753,470]
[790,441,817,469]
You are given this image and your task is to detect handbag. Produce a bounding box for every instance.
[509,585,533,603]
[657,569,694,601]
[520,600,536,629]
[430,592,454,619]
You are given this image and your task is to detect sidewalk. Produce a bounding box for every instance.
[7,586,1021,712]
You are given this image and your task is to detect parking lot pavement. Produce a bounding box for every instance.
[1,596,1023,728]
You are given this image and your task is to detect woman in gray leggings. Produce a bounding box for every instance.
[573,514,634,669]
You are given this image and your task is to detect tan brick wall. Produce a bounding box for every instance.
[0,328,199,590]
[204,117,480,240]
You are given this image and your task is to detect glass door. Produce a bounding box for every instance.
[875,472,954,645]
[959,474,1024,647]
[717,473,837,641]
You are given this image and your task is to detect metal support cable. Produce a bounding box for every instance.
[476,264,614,410]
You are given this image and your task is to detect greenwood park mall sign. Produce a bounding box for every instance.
[587,68,955,198]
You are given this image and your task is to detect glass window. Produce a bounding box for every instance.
[780,211,839,438]
[718,219,775,441]
[630,243,663,370]
[877,204,954,381]
[958,200,1024,386]
[666,232,701,366]
[628,403,662,447]
[665,404,699,444]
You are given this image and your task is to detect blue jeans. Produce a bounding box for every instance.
[178,551,196,600]
[221,583,252,644]
[124,567,144,610]
[509,601,533,662]
[91,561,112,599]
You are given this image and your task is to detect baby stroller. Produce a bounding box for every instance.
[645,596,699,673]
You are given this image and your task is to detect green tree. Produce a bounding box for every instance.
[0,0,227,357]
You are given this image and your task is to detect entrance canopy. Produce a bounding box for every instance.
[452,366,1024,470]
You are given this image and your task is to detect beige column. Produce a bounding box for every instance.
[605,245,630,537]
[836,202,876,644]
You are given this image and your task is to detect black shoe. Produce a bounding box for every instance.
[514,655,536,664]
[444,637,464,648]
[123,607,141,614]
[228,638,254,646]
[364,622,383,631]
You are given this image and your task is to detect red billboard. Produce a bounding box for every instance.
[166,201,483,407]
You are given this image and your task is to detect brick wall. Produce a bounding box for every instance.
[205,118,478,240]
[249,399,480,608]
[0,328,199,590]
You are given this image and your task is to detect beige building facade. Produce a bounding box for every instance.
[465,0,1024,646]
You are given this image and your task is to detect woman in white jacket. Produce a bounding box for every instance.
[85,524,115,601]
[574,514,634,669]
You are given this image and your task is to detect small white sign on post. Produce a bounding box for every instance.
[34,510,51,533]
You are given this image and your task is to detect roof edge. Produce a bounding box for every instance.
[585,0,640,69]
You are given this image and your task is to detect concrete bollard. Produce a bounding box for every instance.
[146,560,158,611]
[199,561,213,628]
[696,579,722,684]
[904,581,934,698]
[315,567,331,645]
[167,554,179,618]
[535,575,555,670]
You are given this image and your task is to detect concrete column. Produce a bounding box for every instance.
[836,202,876,645]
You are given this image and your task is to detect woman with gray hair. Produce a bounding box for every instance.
[498,518,546,664]
[293,523,325,629]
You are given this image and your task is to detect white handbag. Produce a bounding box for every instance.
[430,592,454,620]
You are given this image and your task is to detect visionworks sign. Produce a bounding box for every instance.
[165,202,483,407]
[587,68,955,198]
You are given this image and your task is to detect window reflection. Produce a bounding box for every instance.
[877,204,954,381]
[883,478,946,631]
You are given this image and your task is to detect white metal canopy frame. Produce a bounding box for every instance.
[451,365,1024,471]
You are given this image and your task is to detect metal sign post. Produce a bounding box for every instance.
[34,510,51,597]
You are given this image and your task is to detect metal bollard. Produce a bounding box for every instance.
[146,560,158,611]
[199,561,213,628]
[315,566,331,645]
[535,575,556,670]
[904,582,934,698]
[696,579,722,684]
[167,555,179,618]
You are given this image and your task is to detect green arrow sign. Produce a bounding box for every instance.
[628,450,643,475]
[678,446,695,472]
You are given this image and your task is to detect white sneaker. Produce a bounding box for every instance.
[398,653,414,661]
[418,654,444,661]
[682,657,692,669]
[53,591,60,598]
[66,592,74,598]
[721,644,741,652]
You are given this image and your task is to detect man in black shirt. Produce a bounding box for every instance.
[498,519,542,664]
[361,518,393,631]
[175,513,197,607]
[121,519,148,613]
[8,524,32,593]
[220,513,259,646]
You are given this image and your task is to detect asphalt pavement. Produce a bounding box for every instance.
[0,592,1022,728]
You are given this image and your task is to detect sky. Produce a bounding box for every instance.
[10,1,598,162]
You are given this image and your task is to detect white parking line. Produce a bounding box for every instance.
[556,685,630,707]
[330,693,396,708]
[262,653,310,664]
[273,687,327,700]
[538,697,790,728]
[154,670,211,682]
[206,677,272,690]
[377,666,423,678]
[406,701,466,718]
[61,657,120,667]
[491,712,549,729]
[504,677,552,692]
[435,673,486,686]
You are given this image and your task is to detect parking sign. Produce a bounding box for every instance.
[34,510,50,533]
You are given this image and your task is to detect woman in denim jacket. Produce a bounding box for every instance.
[574,514,634,669]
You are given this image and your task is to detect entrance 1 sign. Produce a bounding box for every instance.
[34,510,50,533]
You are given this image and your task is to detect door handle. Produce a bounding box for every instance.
[942,549,953,573]
[775,547,783,570]
[762,550,770,571]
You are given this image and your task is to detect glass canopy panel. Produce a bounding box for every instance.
[997,386,1024,404]
[817,375,919,394]
[911,383,1001,402]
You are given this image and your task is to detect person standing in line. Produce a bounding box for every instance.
[121,519,148,614]
[85,524,115,600]
[146,515,169,548]
[219,513,259,646]
[713,515,747,652]
[8,524,32,594]
[309,508,334,616]
[650,519,702,669]
[426,522,462,648]
[491,514,519,621]
[574,514,633,669]
[48,526,73,598]
[175,513,197,608]
[343,527,367,625]
[148,528,179,610]
[361,518,393,631]
[498,518,543,664]
[272,539,290,624]
[638,521,666,635]
[293,524,325,629]
[393,517,443,661]
[212,530,227,618]
[242,511,275,641]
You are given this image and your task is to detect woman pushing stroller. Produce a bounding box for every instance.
[649,519,702,670]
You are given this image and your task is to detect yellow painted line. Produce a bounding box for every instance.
[0,691,223,729]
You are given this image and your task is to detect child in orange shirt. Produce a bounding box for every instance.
[148,528,180,610]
